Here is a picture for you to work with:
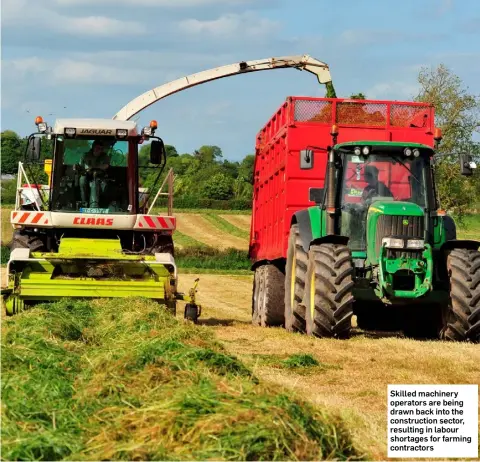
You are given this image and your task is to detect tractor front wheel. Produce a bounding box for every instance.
[302,244,354,339]
[441,249,480,343]
[284,225,307,333]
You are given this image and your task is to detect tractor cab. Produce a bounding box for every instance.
[334,142,435,253]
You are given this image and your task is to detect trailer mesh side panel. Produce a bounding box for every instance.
[336,102,387,126]
[390,104,430,127]
[294,100,332,123]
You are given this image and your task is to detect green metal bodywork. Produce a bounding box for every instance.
[366,201,424,265]
[4,237,176,315]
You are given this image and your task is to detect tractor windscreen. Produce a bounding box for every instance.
[340,153,428,251]
[51,137,130,213]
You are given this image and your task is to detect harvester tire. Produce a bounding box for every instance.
[11,230,45,252]
[284,224,307,333]
[255,264,285,327]
[151,235,174,257]
[441,249,480,343]
[303,244,354,339]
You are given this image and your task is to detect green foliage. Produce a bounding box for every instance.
[202,173,234,200]
[415,64,480,216]
[1,179,17,205]
[1,299,362,460]
[1,130,25,174]
[175,246,251,270]
[350,93,366,100]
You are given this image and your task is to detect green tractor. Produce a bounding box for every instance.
[284,140,479,342]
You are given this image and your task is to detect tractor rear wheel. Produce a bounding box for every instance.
[441,249,480,343]
[11,230,45,252]
[303,244,354,339]
[284,225,307,333]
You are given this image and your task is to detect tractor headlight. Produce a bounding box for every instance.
[354,147,361,156]
[362,146,370,156]
[404,147,412,157]
[407,239,424,249]
[382,237,404,249]
[116,129,128,139]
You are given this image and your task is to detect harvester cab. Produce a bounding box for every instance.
[3,116,200,319]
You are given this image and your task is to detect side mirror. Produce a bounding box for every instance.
[150,139,166,165]
[300,149,314,170]
[309,187,324,203]
[459,154,477,176]
[27,136,42,161]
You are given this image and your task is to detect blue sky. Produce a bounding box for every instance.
[2,0,479,160]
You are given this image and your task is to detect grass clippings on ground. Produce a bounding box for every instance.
[2,298,363,461]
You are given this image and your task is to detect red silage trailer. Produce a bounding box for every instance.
[249,97,435,265]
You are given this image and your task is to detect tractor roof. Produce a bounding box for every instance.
[336,141,433,150]
[53,118,138,137]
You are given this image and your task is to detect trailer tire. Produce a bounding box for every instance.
[284,225,307,333]
[252,266,264,325]
[303,244,354,339]
[257,264,285,327]
[11,230,45,252]
[441,249,480,343]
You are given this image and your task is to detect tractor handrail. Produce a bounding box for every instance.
[113,55,334,121]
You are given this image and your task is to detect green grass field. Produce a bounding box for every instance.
[1,298,362,461]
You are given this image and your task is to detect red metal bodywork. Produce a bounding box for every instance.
[249,97,435,263]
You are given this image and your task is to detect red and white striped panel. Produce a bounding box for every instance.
[134,215,176,231]
[11,211,52,227]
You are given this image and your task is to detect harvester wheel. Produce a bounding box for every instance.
[284,224,307,333]
[441,249,480,343]
[303,244,354,339]
[151,235,174,256]
[11,230,45,252]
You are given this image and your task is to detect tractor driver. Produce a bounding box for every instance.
[79,140,111,208]
[362,165,393,203]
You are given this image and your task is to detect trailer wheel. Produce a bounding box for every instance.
[441,249,480,343]
[251,266,264,325]
[255,264,285,327]
[284,225,307,333]
[303,244,354,339]
[11,230,45,252]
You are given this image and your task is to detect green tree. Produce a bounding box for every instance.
[238,154,255,184]
[350,93,366,100]
[1,130,25,174]
[415,64,480,215]
[194,145,223,165]
[202,173,233,200]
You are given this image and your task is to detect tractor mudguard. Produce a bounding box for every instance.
[441,239,480,252]
[292,210,349,252]
[292,210,313,253]
[311,235,349,247]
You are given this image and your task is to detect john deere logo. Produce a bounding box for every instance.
[403,219,409,226]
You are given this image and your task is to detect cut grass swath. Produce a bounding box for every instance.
[201,213,250,240]
[2,298,364,461]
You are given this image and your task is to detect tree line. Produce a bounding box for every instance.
[1,64,479,213]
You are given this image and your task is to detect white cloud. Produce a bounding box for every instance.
[3,57,151,85]
[2,0,144,37]
[179,11,280,38]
